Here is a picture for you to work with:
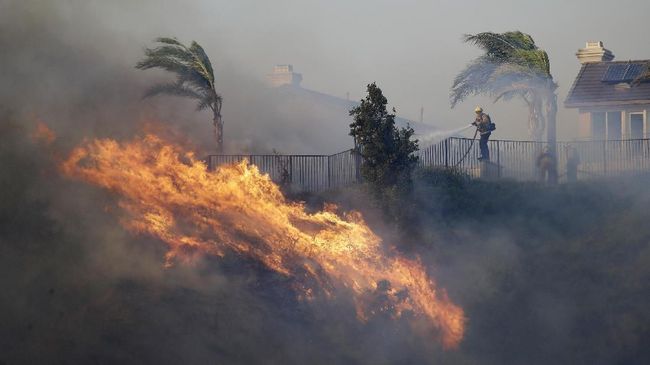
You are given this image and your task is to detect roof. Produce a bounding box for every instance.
[248,84,438,154]
[564,60,650,108]
[272,84,438,133]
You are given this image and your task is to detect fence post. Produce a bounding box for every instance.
[496,140,501,178]
[289,156,293,184]
[327,155,332,189]
[354,149,361,183]
[603,140,607,175]
[444,139,449,168]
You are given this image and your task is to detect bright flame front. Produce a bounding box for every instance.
[61,134,465,348]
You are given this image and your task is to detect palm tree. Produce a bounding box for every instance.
[450,31,557,146]
[136,37,224,153]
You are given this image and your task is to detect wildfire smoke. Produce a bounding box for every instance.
[60,133,465,348]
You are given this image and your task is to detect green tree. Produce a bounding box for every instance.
[136,37,224,153]
[349,83,419,198]
[450,31,558,146]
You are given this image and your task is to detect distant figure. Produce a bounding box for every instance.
[536,146,556,183]
[472,106,494,161]
[565,145,580,182]
[273,152,291,189]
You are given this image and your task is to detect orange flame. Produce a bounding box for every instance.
[60,134,465,348]
[32,121,56,145]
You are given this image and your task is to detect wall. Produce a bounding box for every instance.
[576,104,650,140]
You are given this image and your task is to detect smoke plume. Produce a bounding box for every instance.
[1,2,649,365]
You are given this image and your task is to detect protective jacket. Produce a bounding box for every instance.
[536,150,556,169]
[473,113,493,135]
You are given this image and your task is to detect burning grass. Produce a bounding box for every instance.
[60,133,465,348]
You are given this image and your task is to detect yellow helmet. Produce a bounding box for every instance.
[474,106,483,113]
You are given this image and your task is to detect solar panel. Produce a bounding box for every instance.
[624,63,646,80]
[602,63,648,83]
[602,64,628,82]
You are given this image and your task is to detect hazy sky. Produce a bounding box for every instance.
[5,0,650,141]
[106,0,650,138]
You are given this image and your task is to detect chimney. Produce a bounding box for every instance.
[576,41,615,64]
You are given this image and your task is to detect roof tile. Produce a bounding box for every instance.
[565,61,650,107]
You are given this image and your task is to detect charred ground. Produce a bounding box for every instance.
[1,2,649,363]
[321,168,650,364]
[2,116,650,364]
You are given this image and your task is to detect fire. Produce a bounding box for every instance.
[32,121,56,145]
[60,133,465,348]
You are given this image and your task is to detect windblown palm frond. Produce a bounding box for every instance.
[494,88,529,103]
[137,37,224,152]
[136,37,219,110]
[143,81,202,99]
[188,41,214,84]
[451,31,555,106]
[451,31,558,144]
[196,93,221,111]
[463,31,535,61]
[451,57,499,107]
[463,32,551,76]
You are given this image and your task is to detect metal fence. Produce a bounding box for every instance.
[206,138,650,191]
[417,137,650,182]
[206,149,361,192]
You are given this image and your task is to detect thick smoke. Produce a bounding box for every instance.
[2,1,650,365]
[0,1,358,155]
[0,2,439,363]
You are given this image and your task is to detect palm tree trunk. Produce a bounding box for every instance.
[536,100,546,142]
[213,112,223,154]
[528,96,544,142]
[545,92,558,184]
[527,101,537,141]
[527,95,549,179]
[528,100,542,178]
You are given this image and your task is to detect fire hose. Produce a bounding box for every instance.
[453,127,479,167]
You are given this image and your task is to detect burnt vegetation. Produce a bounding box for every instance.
[2,111,650,364]
[324,167,650,364]
[2,4,649,364]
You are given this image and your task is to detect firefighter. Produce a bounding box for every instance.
[536,146,556,183]
[472,106,494,161]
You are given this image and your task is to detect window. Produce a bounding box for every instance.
[607,112,622,140]
[592,112,606,139]
[591,111,622,140]
[630,113,644,139]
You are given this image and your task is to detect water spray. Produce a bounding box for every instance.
[417,124,475,148]
[416,123,481,167]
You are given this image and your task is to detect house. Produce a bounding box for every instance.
[267,64,303,87]
[259,65,437,153]
[565,42,650,140]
